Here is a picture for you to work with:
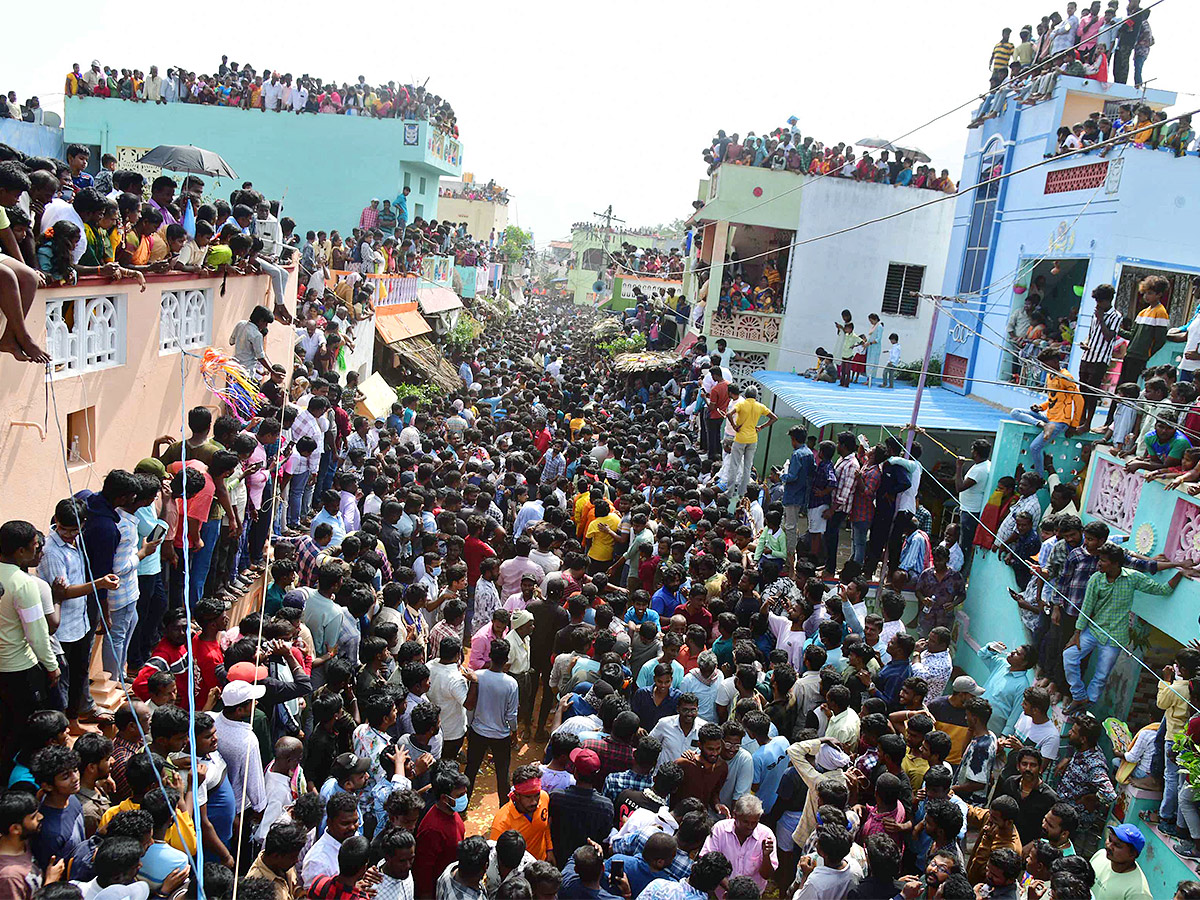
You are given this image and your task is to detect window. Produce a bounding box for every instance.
[419,176,427,194]
[45,292,125,377]
[66,407,96,464]
[958,139,1005,297]
[160,288,212,354]
[881,264,925,316]
[580,248,605,269]
[403,171,411,190]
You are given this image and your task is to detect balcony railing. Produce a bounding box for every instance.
[709,310,783,345]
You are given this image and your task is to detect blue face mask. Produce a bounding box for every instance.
[452,793,469,813]
[431,567,442,578]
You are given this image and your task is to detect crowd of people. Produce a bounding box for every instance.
[441,182,511,205]
[2,273,1200,900]
[702,121,957,194]
[62,58,459,137]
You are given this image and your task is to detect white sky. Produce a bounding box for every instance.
[6,0,1197,245]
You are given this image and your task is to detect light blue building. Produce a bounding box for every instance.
[938,75,1200,896]
[62,97,463,238]
[937,75,1197,410]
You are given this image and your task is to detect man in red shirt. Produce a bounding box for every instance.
[534,418,552,457]
[415,768,469,898]
[705,366,730,461]
[131,607,196,705]
[463,515,496,588]
[192,597,230,709]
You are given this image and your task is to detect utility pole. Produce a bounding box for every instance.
[905,292,948,453]
[591,205,626,300]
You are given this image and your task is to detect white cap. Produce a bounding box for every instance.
[815,743,850,771]
[222,680,266,706]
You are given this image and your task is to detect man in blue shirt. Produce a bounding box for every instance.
[745,711,790,816]
[394,186,410,231]
[310,490,347,549]
[861,631,916,711]
[780,426,814,568]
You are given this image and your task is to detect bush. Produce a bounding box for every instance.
[597,332,647,356]
[895,355,942,387]
[444,314,484,353]
[394,383,444,406]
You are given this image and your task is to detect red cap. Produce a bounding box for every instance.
[227,661,269,683]
[569,748,602,778]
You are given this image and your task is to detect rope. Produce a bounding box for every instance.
[875,422,1197,717]
[45,362,207,898]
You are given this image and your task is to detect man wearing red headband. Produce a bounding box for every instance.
[490,763,554,864]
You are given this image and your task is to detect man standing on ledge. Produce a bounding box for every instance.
[725,386,777,509]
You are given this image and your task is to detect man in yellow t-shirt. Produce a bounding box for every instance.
[725,384,777,505]
[584,499,622,574]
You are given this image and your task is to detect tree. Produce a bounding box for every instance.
[498,226,533,266]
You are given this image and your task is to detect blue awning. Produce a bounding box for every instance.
[753,371,1007,433]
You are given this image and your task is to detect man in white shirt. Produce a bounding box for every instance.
[214,680,268,819]
[301,792,361,887]
[649,695,707,767]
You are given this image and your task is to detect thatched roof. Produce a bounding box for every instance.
[591,317,624,340]
[613,350,681,373]
[392,336,463,393]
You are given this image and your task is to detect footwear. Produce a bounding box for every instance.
[1162,822,1181,837]
[1173,840,1199,859]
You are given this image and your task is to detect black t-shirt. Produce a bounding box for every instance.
[998,775,1059,846]
[614,788,662,828]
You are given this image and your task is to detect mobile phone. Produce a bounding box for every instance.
[148,524,168,543]
[610,860,624,879]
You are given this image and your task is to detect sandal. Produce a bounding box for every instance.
[1140,810,1161,824]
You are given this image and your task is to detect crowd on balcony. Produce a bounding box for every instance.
[605,243,685,279]
[702,123,957,193]
[572,222,666,238]
[440,181,510,205]
[61,56,460,137]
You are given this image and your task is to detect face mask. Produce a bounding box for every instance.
[452,793,469,813]
[431,567,442,578]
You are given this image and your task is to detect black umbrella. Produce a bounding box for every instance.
[136,144,238,178]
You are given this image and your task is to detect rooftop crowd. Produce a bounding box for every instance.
[441,182,511,206]
[702,121,957,195]
[2,260,1200,900]
[974,2,1198,156]
[61,56,459,138]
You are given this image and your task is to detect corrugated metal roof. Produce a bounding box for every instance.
[753,371,1006,433]
[418,285,464,314]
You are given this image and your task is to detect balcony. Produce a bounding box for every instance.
[709,310,783,345]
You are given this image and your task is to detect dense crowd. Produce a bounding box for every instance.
[3,273,1200,900]
[702,121,957,194]
[441,182,511,205]
[62,57,459,137]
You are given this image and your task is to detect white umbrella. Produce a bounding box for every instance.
[856,137,931,163]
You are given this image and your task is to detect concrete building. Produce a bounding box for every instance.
[62,97,463,239]
[936,76,1194,407]
[437,179,509,243]
[567,224,675,306]
[682,161,954,387]
[934,75,1200,895]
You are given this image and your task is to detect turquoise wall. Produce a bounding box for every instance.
[62,97,462,240]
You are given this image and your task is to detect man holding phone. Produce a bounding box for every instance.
[605,832,679,898]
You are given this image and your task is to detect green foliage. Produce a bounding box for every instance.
[895,355,942,388]
[394,382,444,406]
[597,332,647,356]
[499,226,533,266]
[444,314,484,353]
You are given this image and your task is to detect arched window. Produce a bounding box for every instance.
[958,138,1005,296]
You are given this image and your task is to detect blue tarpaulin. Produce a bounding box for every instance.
[753,371,1007,433]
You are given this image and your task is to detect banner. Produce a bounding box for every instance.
[403,123,419,146]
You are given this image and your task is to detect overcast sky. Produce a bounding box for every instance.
[7,0,1196,245]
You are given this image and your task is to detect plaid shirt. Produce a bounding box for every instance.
[290,408,325,469]
[603,768,653,802]
[579,736,638,781]
[611,828,694,882]
[428,617,463,658]
[109,736,141,801]
[310,875,369,899]
[851,464,880,524]
[1080,568,1175,646]
[359,206,379,230]
[288,535,325,587]
[1056,746,1116,804]
[832,454,860,513]
[1056,547,1157,615]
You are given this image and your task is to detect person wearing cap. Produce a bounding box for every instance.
[490,763,554,863]
[506,608,535,728]
[1091,824,1151,900]
[317,751,372,826]
[547,747,614,865]
[926,675,985,767]
[214,677,268,822]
